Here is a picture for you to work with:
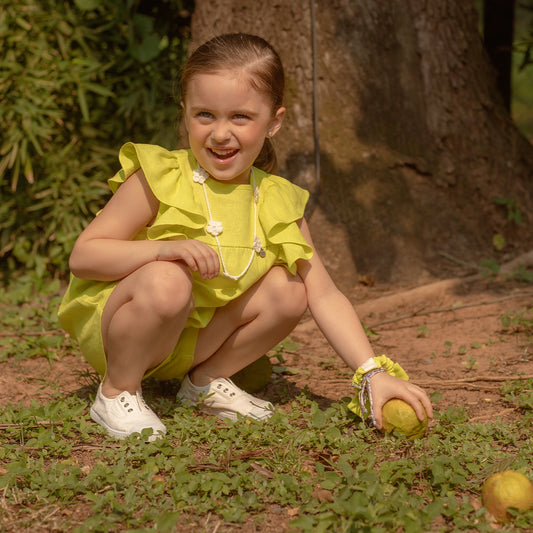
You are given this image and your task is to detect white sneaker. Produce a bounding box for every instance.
[90,384,166,441]
[177,375,274,422]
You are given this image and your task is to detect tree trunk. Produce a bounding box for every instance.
[188,0,533,289]
[483,0,515,111]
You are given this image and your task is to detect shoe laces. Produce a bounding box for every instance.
[216,382,236,397]
[119,395,134,413]
[118,392,150,413]
[137,392,150,410]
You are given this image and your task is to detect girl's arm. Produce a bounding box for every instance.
[69,169,220,281]
[296,218,433,427]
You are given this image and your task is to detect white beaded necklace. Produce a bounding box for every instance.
[193,167,266,281]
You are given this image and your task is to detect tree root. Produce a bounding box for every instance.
[499,249,533,274]
[357,250,533,321]
[356,274,482,319]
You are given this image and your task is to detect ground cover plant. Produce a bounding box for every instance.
[1,273,533,532]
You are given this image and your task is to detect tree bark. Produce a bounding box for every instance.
[483,0,515,110]
[188,0,533,288]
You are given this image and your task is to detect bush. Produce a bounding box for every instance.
[0,0,192,281]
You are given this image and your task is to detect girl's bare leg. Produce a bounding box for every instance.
[190,266,307,386]
[100,261,194,397]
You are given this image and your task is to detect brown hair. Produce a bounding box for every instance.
[179,33,285,174]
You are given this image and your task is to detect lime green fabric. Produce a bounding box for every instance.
[58,143,313,381]
[347,355,409,417]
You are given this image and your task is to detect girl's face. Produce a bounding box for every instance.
[183,71,285,184]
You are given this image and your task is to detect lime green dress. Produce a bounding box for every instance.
[58,143,313,381]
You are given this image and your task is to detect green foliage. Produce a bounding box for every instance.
[493,196,523,225]
[489,196,522,253]
[1,388,533,531]
[500,306,533,335]
[0,275,74,363]
[515,2,533,72]
[501,378,533,411]
[1,282,533,531]
[0,0,192,281]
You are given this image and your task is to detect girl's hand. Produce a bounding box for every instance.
[368,372,433,429]
[157,239,220,279]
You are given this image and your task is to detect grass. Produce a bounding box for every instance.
[1,278,533,532]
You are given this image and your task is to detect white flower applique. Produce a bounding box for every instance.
[192,168,208,184]
[253,236,266,257]
[206,219,223,236]
[192,165,264,280]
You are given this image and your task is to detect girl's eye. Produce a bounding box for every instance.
[233,114,249,122]
[196,111,213,120]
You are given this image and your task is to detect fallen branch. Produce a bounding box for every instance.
[469,408,516,422]
[438,251,480,271]
[365,291,533,329]
[499,249,533,275]
[323,374,533,391]
[415,375,533,391]
[422,383,500,391]
[416,374,533,384]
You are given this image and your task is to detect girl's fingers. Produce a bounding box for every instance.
[412,386,434,419]
[370,374,433,428]
[393,387,431,422]
[159,240,220,278]
[188,242,220,279]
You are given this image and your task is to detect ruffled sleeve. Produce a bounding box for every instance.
[107,143,207,240]
[257,172,314,274]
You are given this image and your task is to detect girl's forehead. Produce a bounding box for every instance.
[185,70,271,105]
[188,68,251,88]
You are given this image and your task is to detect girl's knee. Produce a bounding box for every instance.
[137,261,194,318]
[264,267,307,318]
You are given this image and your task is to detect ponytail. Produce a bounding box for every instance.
[254,137,278,174]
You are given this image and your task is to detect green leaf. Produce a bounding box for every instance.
[129,34,162,63]
[74,0,102,11]
[492,232,506,250]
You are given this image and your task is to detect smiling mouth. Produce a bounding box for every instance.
[209,148,239,160]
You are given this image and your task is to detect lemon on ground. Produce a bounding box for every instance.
[481,470,533,521]
[230,355,272,393]
[380,398,428,439]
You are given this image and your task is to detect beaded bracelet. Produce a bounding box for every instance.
[348,355,409,425]
[356,367,386,426]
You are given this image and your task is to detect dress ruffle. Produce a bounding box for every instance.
[256,172,312,274]
[109,143,207,241]
[109,143,313,272]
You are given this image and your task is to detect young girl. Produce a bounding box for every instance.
[59,33,432,441]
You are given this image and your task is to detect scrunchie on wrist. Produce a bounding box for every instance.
[347,355,409,424]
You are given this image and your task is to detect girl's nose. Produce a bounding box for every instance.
[211,121,231,143]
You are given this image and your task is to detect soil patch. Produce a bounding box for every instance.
[2,275,532,428]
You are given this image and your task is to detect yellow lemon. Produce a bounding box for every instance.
[381,398,428,439]
[231,355,272,393]
[481,470,533,521]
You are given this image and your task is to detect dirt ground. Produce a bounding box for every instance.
[2,271,532,425]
